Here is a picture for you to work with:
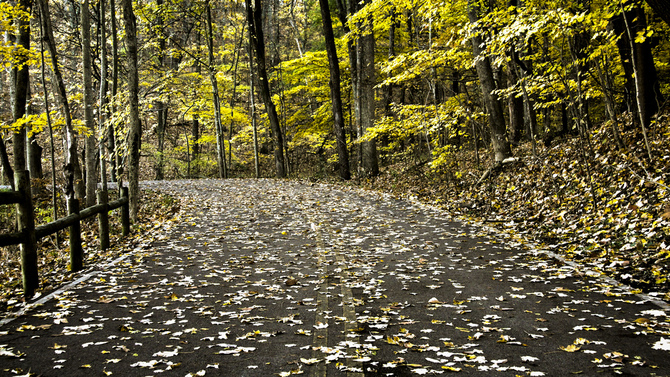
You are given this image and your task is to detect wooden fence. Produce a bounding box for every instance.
[0,170,130,298]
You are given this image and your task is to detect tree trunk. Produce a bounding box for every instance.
[335,0,360,172]
[192,117,200,176]
[39,11,59,235]
[99,0,109,190]
[384,11,396,115]
[206,3,228,179]
[153,0,167,181]
[0,139,13,189]
[248,32,260,178]
[82,0,97,207]
[318,0,350,180]
[246,0,286,178]
[38,0,80,200]
[359,14,378,177]
[614,2,663,128]
[110,0,120,183]
[11,0,32,173]
[506,60,523,145]
[154,102,167,180]
[467,1,512,162]
[27,136,43,179]
[645,0,670,26]
[122,0,142,221]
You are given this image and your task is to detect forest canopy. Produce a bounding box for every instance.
[0,0,668,203]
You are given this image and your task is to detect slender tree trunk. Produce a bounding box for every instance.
[359,14,378,177]
[246,0,285,178]
[248,33,260,178]
[82,0,97,207]
[99,0,109,191]
[318,0,350,180]
[384,11,396,115]
[154,104,167,179]
[192,117,199,176]
[39,0,80,200]
[38,11,59,237]
[506,60,524,145]
[206,2,228,179]
[467,1,512,162]
[154,0,167,181]
[228,23,245,176]
[594,56,625,149]
[110,0,119,183]
[122,0,142,221]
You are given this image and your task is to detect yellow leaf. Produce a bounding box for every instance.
[560,344,581,352]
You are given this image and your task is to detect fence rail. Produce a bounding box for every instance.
[0,170,130,298]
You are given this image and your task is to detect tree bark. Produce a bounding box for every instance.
[0,139,13,189]
[99,0,109,190]
[318,0,350,180]
[612,2,663,127]
[645,0,670,26]
[359,15,378,177]
[206,2,228,179]
[248,31,260,178]
[153,0,167,181]
[110,0,119,183]
[11,0,32,173]
[122,0,142,221]
[245,0,286,178]
[82,0,97,207]
[38,10,59,235]
[467,1,512,162]
[38,0,81,200]
[27,136,43,179]
[335,0,360,172]
[154,103,167,180]
[506,61,523,145]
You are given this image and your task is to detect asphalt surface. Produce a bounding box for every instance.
[1,179,669,376]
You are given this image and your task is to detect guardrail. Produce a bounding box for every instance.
[0,170,130,298]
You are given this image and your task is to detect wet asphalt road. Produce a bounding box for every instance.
[1,179,669,376]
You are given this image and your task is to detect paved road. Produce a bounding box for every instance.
[1,179,669,376]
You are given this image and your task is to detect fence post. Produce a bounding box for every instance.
[68,198,83,272]
[16,170,38,298]
[121,187,130,237]
[97,190,109,250]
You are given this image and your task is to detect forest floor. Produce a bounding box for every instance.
[359,116,670,299]
[1,179,670,376]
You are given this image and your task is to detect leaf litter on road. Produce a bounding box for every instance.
[0,179,669,376]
